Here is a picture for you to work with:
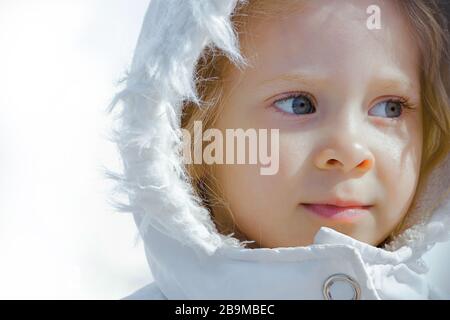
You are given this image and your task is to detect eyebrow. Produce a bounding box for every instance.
[258,70,415,93]
[257,71,329,88]
[368,75,414,93]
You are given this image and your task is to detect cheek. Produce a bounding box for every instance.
[211,100,295,225]
[375,126,422,228]
[277,131,314,176]
[214,162,286,223]
[215,134,306,209]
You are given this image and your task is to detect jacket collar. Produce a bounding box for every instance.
[140,221,429,299]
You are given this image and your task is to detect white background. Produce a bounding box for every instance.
[0,0,152,299]
[0,0,449,299]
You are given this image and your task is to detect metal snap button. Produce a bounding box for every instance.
[322,273,361,300]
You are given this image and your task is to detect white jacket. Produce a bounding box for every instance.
[108,0,450,300]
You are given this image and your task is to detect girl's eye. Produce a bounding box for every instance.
[369,98,411,119]
[273,93,316,115]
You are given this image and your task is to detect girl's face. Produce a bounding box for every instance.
[212,0,423,248]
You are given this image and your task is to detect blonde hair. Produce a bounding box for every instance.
[181,0,450,246]
[384,0,450,245]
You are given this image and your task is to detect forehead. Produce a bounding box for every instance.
[230,0,420,90]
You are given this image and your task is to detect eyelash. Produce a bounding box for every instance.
[388,96,415,110]
[271,93,417,120]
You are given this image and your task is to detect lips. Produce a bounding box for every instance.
[312,199,371,207]
[301,203,373,220]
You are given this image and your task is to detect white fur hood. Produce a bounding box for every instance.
[107,0,450,299]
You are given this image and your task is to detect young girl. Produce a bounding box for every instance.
[108,0,450,299]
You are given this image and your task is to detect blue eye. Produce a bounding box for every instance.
[273,93,316,115]
[369,99,411,119]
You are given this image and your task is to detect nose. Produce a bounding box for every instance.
[314,143,374,174]
[313,100,376,174]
